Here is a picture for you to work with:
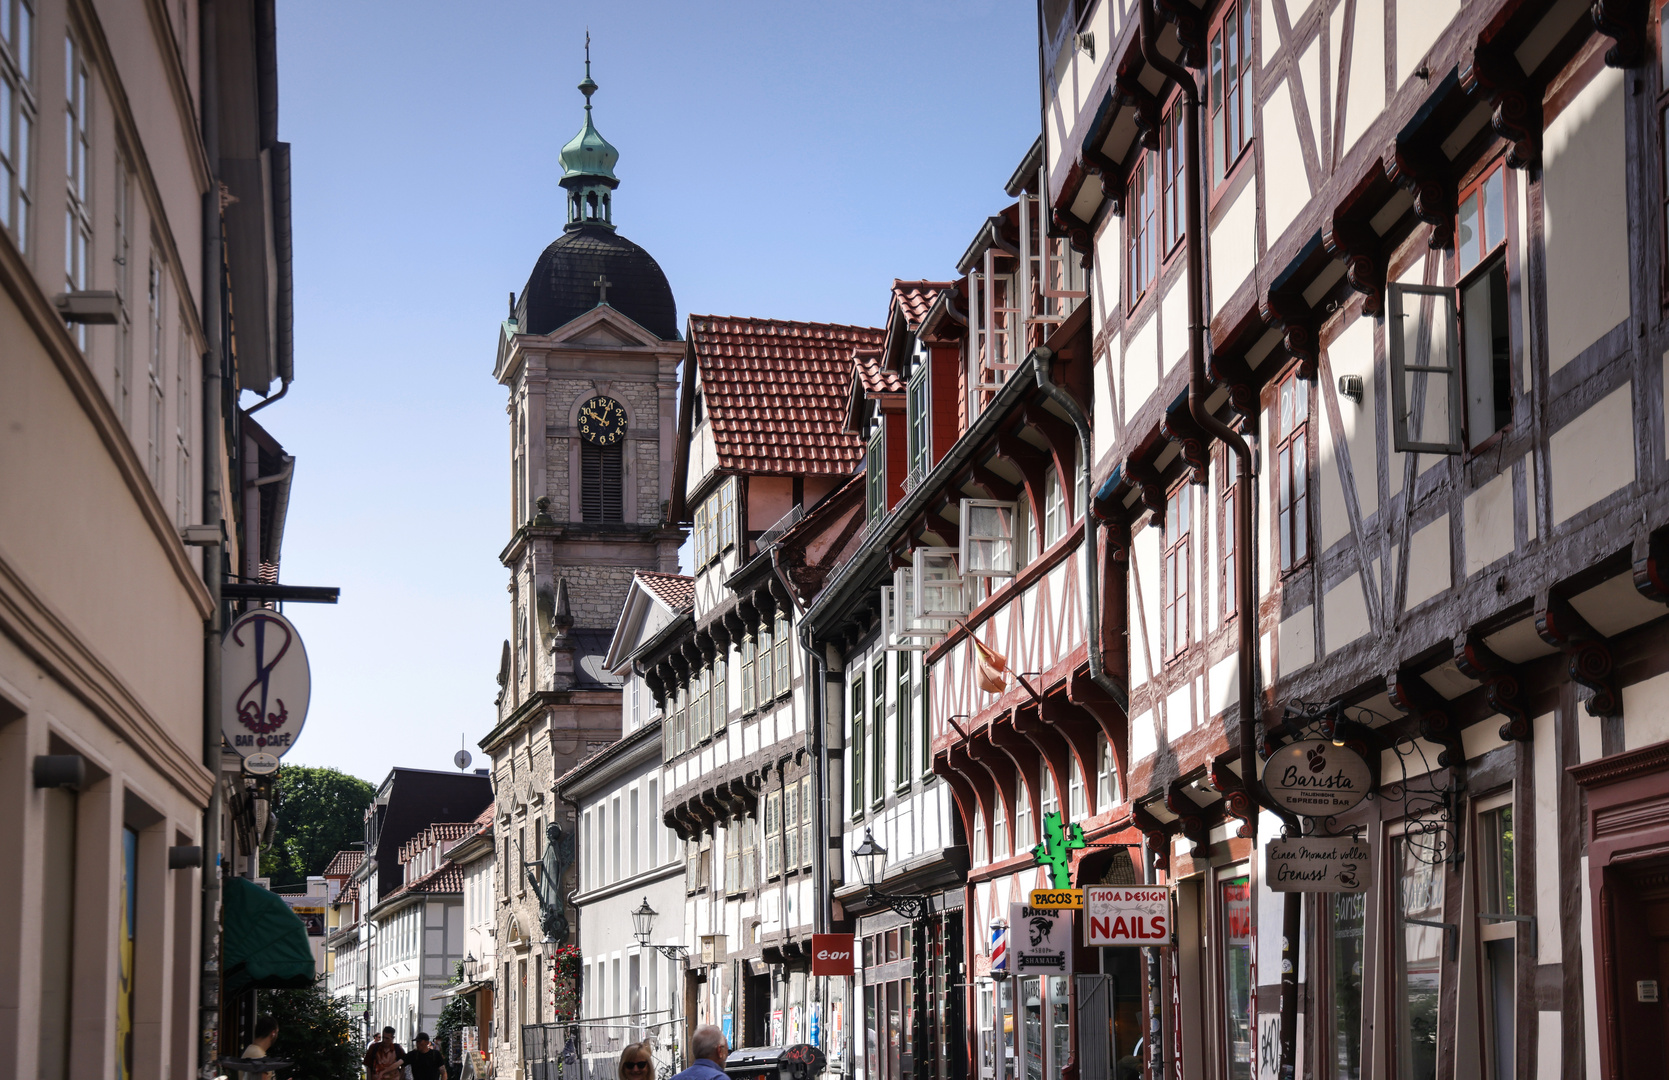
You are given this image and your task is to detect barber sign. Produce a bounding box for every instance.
[1084,885,1175,946]
[222,610,311,759]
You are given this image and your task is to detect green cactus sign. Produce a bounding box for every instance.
[1031,811,1086,889]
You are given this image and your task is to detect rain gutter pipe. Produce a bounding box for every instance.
[1136,1,1303,1076]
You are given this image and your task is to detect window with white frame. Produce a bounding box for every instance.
[1274,372,1309,572]
[1068,755,1087,820]
[113,154,131,422]
[851,671,865,815]
[992,789,1009,860]
[765,789,783,879]
[1014,775,1033,852]
[712,656,727,732]
[1163,484,1192,659]
[740,636,756,712]
[784,780,800,872]
[0,0,33,252]
[1475,795,1515,1080]
[907,348,930,480]
[912,547,965,619]
[1391,831,1443,1080]
[870,656,885,807]
[1040,765,1060,819]
[774,614,790,696]
[175,311,191,527]
[63,32,88,349]
[717,477,735,550]
[972,802,987,867]
[895,652,911,790]
[757,621,774,702]
[724,818,740,894]
[1043,467,1068,547]
[146,255,164,490]
[798,775,813,870]
[961,499,1017,578]
[867,429,885,520]
[1096,733,1118,809]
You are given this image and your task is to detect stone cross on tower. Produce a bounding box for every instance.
[594,274,612,304]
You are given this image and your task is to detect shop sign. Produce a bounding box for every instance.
[1263,835,1372,893]
[811,933,855,976]
[1084,886,1174,946]
[282,896,327,935]
[1007,903,1073,974]
[1261,738,1372,816]
[222,610,311,758]
[1028,889,1083,909]
[242,752,280,776]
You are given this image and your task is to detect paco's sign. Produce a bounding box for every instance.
[1028,889,1084,909]
[1261,738,1372,816]
[810,934,855,976]
[1084,886,1174,946]
[222,610,310,758]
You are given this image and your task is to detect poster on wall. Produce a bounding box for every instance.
[1006,904,1073,974]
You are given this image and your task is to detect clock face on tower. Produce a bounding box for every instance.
[577,395,627,446]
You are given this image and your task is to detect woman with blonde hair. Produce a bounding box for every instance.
[618,1040,655,1079]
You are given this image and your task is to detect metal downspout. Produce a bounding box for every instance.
[198,0,224,1071]
[1135,1,1302,1075]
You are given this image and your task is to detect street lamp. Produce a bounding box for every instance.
[851,829,929,921]
[631,897,690,962]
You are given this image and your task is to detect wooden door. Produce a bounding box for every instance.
[1606,861,1669,1078]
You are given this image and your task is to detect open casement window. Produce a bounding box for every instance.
[960,499,1018,578]
[1391,832,1445,1080]
[1388,283,1462,453]
[1474,795,1516,1080]
[881,577,938,653]
[1456,163,1512,447]
[911,547,966,620]
[974,247,1021,392]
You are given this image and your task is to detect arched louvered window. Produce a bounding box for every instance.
[581,441,623,522]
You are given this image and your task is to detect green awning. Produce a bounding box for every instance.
[223,877,315,994]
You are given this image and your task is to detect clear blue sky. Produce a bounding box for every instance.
[264,0,1040,785]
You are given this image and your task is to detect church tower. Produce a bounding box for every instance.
[486,43,684,783]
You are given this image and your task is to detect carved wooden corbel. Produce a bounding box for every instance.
[1165,779,1211,856]
[1383,140,1456,249]
[1024,403,1083,512]
[1459,42,1542,168]
[971,462,1023,502]
[1386,669,1466,768]
[1591,0,1649,68]
[995,430,1052,526]
[1123,454,1167,525]
[1207,752,1257,839]
[1159,394,1211,485]
[1206,349,1261,422]
[1113,67,1163,152]
[1320,213,1386,317]
[1051,206,1094,257]
[1080,145,1128,214]
[1453,630,1531,741]
[1535,590,1619,718]
[1632,528,1669,603]
[1259,287,1319,381]
[1153,0,1207,67]
[1129,802,1170,873]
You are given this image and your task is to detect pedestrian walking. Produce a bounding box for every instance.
[241,1015,279,1080]
[617,1040,653,1079]
[407,1032,448,1080]
[364,1026,406,1080]
[668,1026,728,1080]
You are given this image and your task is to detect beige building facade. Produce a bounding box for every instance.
[0,0,292,1076]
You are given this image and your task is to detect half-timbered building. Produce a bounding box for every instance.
[647,314,883,1053]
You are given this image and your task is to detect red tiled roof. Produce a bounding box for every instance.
[377,862,465,909]
[323,850,364,878]
[690,315,886,476]
[399,822,476,864]
[852,349,904,395]
[893,280,954,329]
[636,570,694,613]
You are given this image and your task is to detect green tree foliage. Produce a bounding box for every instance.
[260,765,375,889]
[436,961,475,1066]
[259,984,361,1080]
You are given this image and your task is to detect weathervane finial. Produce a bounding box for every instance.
[579,30,597,110]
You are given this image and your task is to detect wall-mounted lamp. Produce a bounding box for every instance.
[1075,32,1095,60]
[33,754,85,790]
[169,845,203,869]
[1338,374,1364,404]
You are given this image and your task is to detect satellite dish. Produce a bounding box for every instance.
[454,749,473,771]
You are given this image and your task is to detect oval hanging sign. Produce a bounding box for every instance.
[1261,738,1372,816]
[223,610,311,758]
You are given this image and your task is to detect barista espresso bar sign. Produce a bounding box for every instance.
[1264,835,1372,893]
[1261,738,1372,816]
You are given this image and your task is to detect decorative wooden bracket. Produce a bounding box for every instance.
[1051,205,1094,257]
[1632,528,1669,603]
[1535,589,1619,718]
[1321,211,1386,317]
[1080,144,1127,214]
[1123,454,1167,525]
[924,508,959,550]
[1453,630,1531,742]
[1092,466,1131,521]
[1259,286,1318,380]
[1159,394,1211,485]
[1114,67,1163,152]
[1102,513,1131,563]
[995,430,1052,527]
[969,463,1023,502]
[1206,348,1261,422]
[1383,140,1456,249]
[1153,0,1208,68]
[1165,779,1211,855]
[1130,802,1170,873]
[1592,0,1649,68]
[1207,752,1257,839]
[1459,41,1542,168]
[1386,668,1466,768]
[1024,403,1084,513]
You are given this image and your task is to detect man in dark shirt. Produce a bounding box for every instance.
[364,1027,405,1080]
[407,1032,448,1080]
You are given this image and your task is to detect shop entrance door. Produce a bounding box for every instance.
[1604,858,1669,1077]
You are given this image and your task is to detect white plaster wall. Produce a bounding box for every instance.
[1404,514,1451,610]
[1262,79,1310,246]
[1396,0,1462,87]
[1544,65,1630,374]
[1340,0,1385,156]
[1162,274,1189,374]
[1330,316,1378,518]
[1323,574,1369,654]
[1126,314,1160,419]
[1623,671,1669,749]
[1210,177,1259,311]
[1208,654,1238,718]
[1549,382,1634,524]
[1463,471,1515,578]
[1133,525,1161,687]
[1319,404,1350,549]
[1277,605,1315,674]
[1532,712,1561,963]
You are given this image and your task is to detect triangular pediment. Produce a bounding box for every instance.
[546,303,666,349]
